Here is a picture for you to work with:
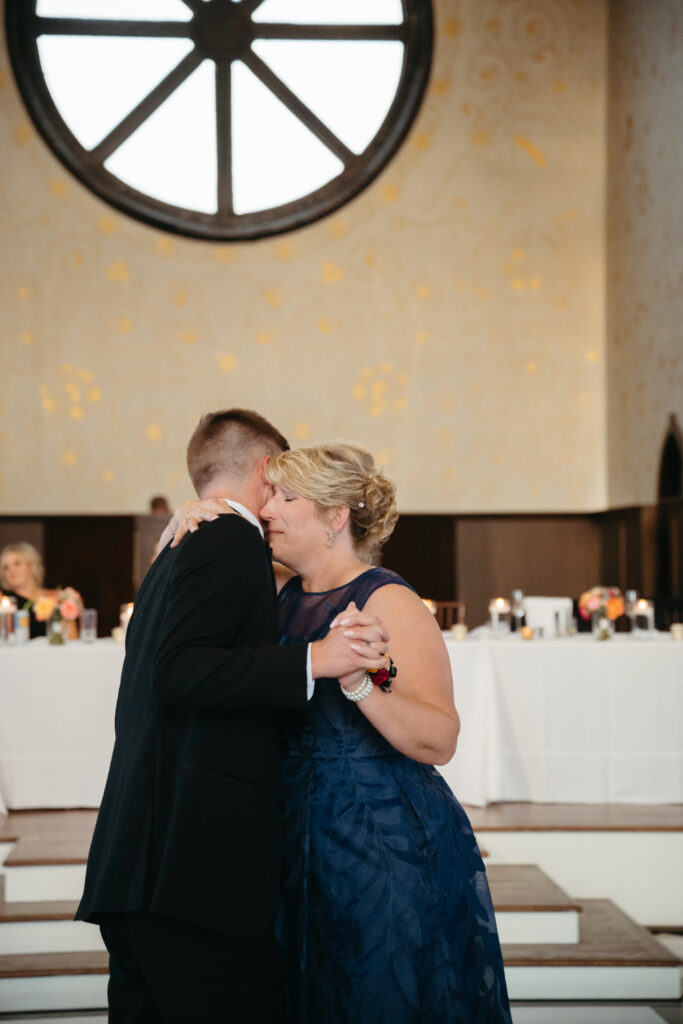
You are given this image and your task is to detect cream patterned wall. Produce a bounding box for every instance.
[0,0,608,514]
[606,0,683,507]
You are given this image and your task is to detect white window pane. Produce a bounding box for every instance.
[254,0,403,25]
[231,60,342,214]
[37,36,194,150]
[37,0,192,20]
[252,39,403,155]
[105,59,217,214]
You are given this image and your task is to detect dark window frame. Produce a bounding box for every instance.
[5,0,433,240]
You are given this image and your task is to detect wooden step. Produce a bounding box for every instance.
[0,876,76,922]
[488,863,580,943]
[0,951,108,1013]
[0,950,108,978]
[501,899,682,1000]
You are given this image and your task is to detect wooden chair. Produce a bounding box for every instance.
[433,601,466,630]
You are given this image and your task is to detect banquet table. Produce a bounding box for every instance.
[1,633,682,810]
[0,638,122,810]
[439,633,683,806]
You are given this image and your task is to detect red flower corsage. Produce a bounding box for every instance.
[368,656,396,693]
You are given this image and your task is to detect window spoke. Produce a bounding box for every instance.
[36,18,192,39]
[242,49,353,166]
[254,24,405,42]
[215,61,233,216]
[90,49,202,163]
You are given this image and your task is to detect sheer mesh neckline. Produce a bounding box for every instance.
[297,567,376,597]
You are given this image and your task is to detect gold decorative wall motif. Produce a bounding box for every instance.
[0,0,612,513]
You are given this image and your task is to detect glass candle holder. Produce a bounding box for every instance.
[633,599,655,637]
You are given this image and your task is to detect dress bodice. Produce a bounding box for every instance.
[277,567,413,760]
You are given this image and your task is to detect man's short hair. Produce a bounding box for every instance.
[186,409,289,495]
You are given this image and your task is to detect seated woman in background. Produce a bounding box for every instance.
[0,542,80,639]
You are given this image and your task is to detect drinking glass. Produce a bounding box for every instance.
[80,608,98,643]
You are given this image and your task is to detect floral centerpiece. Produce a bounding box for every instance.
[32,587,83,644]
[578,586,624,640]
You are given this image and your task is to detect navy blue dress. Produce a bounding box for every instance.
[276,567,512,1023]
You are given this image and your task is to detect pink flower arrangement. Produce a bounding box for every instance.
[578,586,624,622]
[33,586,84,622]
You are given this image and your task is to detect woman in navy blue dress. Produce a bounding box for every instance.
[260,443,512,1024]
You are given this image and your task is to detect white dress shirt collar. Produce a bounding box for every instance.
[220,498,264,539]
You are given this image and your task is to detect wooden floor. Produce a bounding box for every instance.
[1,803,681,866]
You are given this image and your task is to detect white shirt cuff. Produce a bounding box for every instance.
[306,644,315,700]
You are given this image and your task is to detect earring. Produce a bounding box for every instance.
[327,528,335,547]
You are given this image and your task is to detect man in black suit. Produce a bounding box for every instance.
[76,409,388,1022]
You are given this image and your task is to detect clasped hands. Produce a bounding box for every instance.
[159,501,390,685]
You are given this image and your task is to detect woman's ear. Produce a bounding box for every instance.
[330,505,350,533]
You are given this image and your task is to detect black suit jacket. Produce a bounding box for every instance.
[76,514,309,937]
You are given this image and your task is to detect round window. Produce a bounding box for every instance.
[6,0,432,240]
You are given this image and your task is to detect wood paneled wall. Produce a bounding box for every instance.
[2,503,680,633]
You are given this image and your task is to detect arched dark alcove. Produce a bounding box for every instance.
[657,414,683,499]
[656,414,683,620]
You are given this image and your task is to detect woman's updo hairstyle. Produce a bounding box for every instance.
[266,443,398,559]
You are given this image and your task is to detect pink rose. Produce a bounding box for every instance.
[59,599,81,621]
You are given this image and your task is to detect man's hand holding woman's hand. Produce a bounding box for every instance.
[311,602,390,681]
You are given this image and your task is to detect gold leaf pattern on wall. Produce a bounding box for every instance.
[181,331,198,344]
[156,237,176,256]
[88,387,101,403]
[513,134,547,167]
[254,331,272,345]
[97,216,118,235]
[321,261,343,284]
[72,252,84,268]
[379,184,400,203]
[62,451,77,466]
[294,422,310,440]
[215,246,236,265]
[587,350,600,363]
[328,219,347,239]
[69,407,84,420]
[12,124,32,146]
[275,241,294,261]
[218,354,237,372]
[444,19,462,38]
[107,260,129,282]
[266,288,284,308]
[17,285,30,300]
[146,424,164,442]
[102,470,115,482]
[21,330,33,345]
[172,289,188,307]
[49,180,68,199]
[412,131,432,152]
[431,77,451,97]
[0,0,614,515]
[352,365,408,418]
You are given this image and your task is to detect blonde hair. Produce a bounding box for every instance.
[266,443,398,558]
[0,542,45,589]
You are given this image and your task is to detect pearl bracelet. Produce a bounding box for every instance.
[340,673,373,703]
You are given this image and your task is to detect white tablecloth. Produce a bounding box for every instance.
[1,634,682,810]
[439,634,683,806]
[0,638,122,809]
